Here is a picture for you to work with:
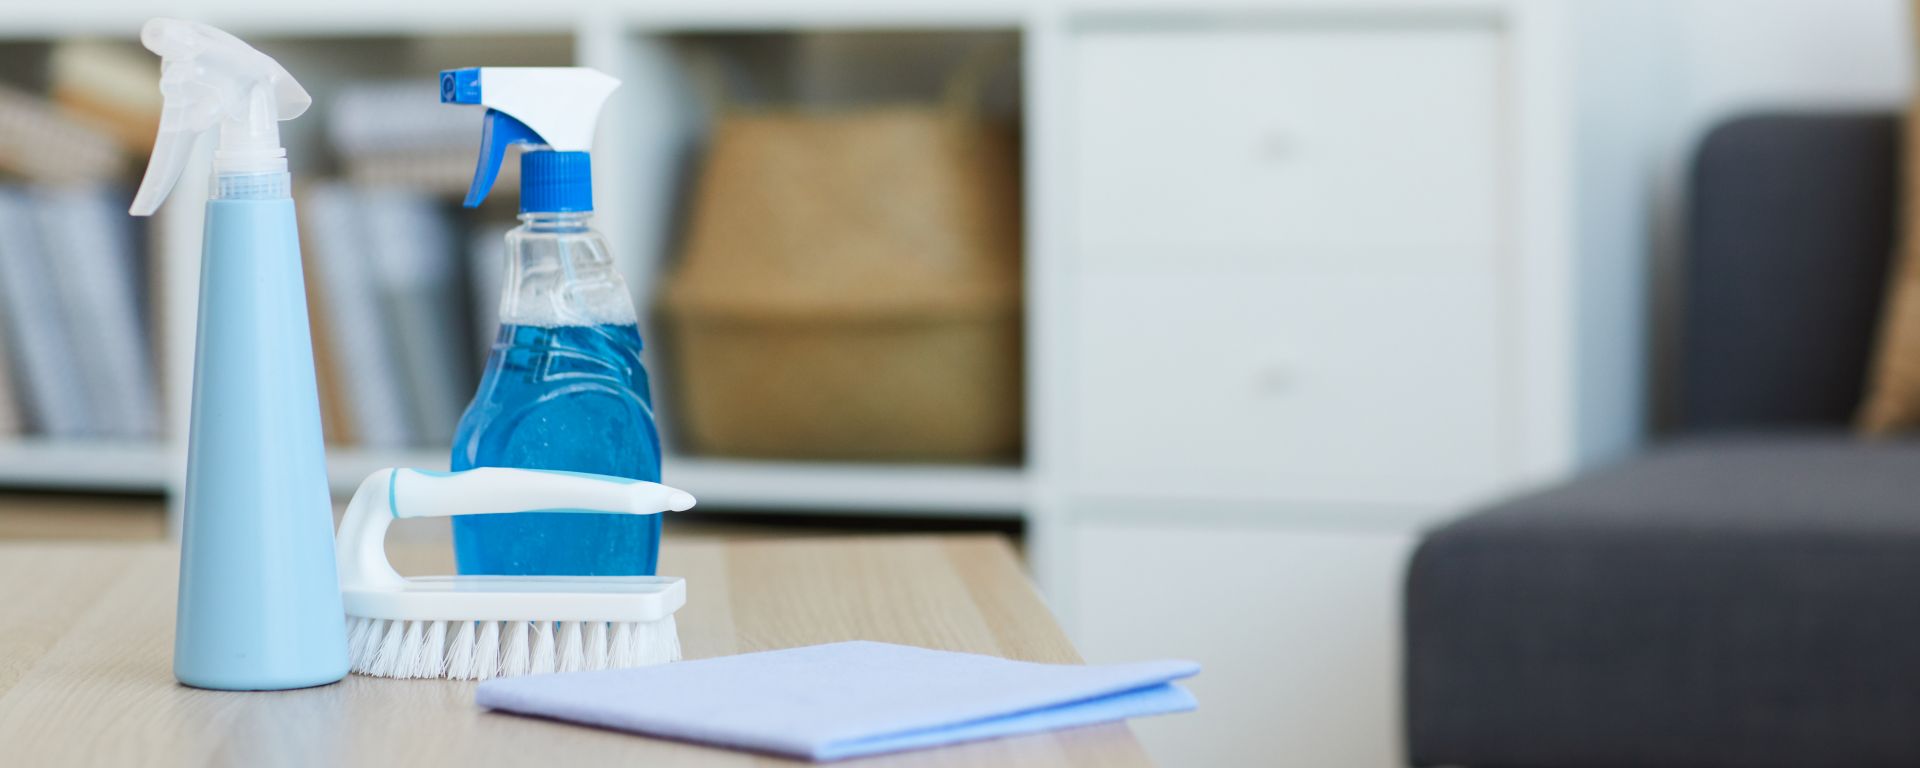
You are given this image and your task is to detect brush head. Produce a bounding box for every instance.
[343,576,685,680]
[346,574,685,622]
[346,616,681,680]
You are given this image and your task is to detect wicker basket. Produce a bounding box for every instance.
[662,106,1022,461]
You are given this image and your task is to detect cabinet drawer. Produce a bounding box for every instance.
[1069,265,1505,505]
[1069,24,1501,265]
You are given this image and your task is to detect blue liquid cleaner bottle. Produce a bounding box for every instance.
[442,67,662,575]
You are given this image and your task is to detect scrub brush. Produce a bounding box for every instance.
[337,467,695,680]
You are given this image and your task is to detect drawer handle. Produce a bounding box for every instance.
[1257,132,1296,163]
[1253,365,1298,396]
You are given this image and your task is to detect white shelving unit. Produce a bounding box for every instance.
[0,439,172,492]
[0,8,1037,521]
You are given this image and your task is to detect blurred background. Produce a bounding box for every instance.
[2,0,1918,766]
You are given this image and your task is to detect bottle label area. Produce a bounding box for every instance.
[450,323,663,576]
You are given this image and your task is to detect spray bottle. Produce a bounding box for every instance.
[442,67,664,576]
[129,19,347,690]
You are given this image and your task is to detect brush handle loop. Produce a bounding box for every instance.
[336,468,696,591]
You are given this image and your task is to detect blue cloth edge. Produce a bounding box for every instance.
[817,681,1198,761]
[805,654,1201,744]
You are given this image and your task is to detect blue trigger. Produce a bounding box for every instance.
[466,109,546,208]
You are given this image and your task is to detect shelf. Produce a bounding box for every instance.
[0,441,1025,518]
[325,447,451,494]
[323,447,1026,518]
[0,439,173,492]
[0,3,1031,38]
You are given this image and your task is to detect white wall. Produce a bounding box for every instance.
[1674,0,1912,114]
[1642,0,1913,429]
[1566,0,1682,463]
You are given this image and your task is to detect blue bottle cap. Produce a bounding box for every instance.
[520,150,592,213]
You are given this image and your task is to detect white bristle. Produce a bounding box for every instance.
[531,621,557,674]
[585,622,609,670]
[624,622,647,663]
[636,616,681,665]
[372,618,407,678]
[502,621,531,677]
[423,620,447,678]
[475,621,501,680]
[446,621,476,681]
[396,621,426,679]
[343,613,679,679]
[368,618,392,673]
[346,617,376,673]
[558,622,586,673]
[660,616,683,663]
[344,618,366,673]
[357,619,378,674]
[609,622,635,668]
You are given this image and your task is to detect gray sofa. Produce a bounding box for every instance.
[1405,114,1920,767]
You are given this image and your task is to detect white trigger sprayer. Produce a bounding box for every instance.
[438,66,618,206]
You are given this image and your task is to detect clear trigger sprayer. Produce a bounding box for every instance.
[129,18,310,215]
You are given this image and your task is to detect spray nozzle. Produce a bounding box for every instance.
[440,67,619,209]
[129,18,309,216]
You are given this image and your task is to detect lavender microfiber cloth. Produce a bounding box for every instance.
[475,640,1199,761]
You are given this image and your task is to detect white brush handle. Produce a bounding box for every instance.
[337,468,696,591]
[390,467,695,519]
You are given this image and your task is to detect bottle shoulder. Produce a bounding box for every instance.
[495,224,636,326]
[462,323,652,394]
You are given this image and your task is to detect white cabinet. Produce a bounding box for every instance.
[1036,6,1632,766]
[1063,21,1509,507]
[1070,518,1415,767]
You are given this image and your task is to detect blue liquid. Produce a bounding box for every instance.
[450,323,663,575]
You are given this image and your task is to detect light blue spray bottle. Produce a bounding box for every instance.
[129,19,348,691]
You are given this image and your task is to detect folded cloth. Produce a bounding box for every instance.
[476,640,1199,761]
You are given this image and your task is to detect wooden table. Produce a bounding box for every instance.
[0,535,1150,767]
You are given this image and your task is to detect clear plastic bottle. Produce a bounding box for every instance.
[450,210,663,575]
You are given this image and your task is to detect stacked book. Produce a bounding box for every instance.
[305,80,519,449]
[328,80,515,196]
[0,54,160,443]
[0,184,160,442]
[303,183,499,449]
[0,71,521,451]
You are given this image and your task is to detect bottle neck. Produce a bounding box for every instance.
[211,170,291,201]
[498,209,634,327]
[518,210,593,233]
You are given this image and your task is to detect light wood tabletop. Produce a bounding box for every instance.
[0,534,1150,767]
